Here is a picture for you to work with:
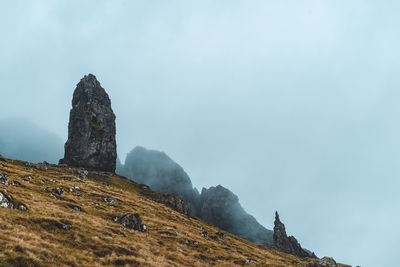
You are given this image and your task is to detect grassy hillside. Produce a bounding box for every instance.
[0,155,331,267]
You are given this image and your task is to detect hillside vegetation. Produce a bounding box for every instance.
[0,155,329,266]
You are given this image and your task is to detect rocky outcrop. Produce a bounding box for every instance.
[306,257,337,267]
[119,146,200,215]
[199,185,273,247]
[59,74,117,172]
[273,211,312,258]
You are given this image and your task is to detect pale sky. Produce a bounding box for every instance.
[1,1,399,266]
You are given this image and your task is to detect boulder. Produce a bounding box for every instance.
[59,74,117,172]
[0,191,14,209]
[120,213,147,232]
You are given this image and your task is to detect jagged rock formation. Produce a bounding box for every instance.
[59,74,117,172]
[118,146,273,246]
[199,185,273,246]
[120,146,200,214]
[273,211,312,258]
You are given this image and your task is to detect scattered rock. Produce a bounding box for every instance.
[216,232,227,239]
[199,255,210,265]
[182,239,190,245]
[245,259,257,264]
[0,173,9,185]
[75,193,84,198]
[10,180,21,187]
[52,187,64,196]
[273,211,312,258]
[61,176,75,182]
[59,74,117,172]
[100,181,110,186]
[102,197,119,204]
[176,247,184,252]
[120,213,147,232]
[78,169,88,179]
[200,231,209,239]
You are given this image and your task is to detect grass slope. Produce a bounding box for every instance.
[0,155,325,267]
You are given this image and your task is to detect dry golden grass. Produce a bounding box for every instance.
[0,156,331,267]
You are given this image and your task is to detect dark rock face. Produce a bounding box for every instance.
[120,146,200,214]
[273,211,312,258]
[199,185,273,247]
[120,213,147,232]
[59,74,117,172]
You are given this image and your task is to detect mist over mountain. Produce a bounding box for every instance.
[0,117,63,163]
[118,146,273,247]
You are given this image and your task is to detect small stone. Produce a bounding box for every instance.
[176,247,184,252]
[200,231,209,239]
[18,204,27,211]
[61,177,75,182]
[102,197,118,204]
[62,224,72,230]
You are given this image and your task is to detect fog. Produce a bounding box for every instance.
[1,1,400,266]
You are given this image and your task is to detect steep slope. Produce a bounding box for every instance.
[119,146,273,247]
[0,155,324,267]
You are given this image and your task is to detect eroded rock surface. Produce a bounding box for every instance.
[273,211,312,258]
[59,74,117,172]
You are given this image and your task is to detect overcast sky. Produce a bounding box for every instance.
[1,1,399,266]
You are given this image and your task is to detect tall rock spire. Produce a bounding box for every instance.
[59,74,117,172]
[273,211,314,258]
